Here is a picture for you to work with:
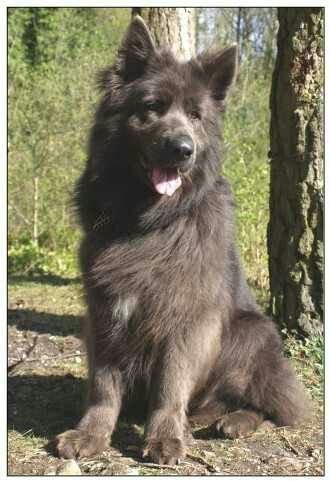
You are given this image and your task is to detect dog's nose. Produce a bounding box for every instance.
[174,137,194,159]
[165,136,194,162]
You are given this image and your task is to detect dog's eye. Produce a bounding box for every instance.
[144,100,164,112]
[190,110,201,120]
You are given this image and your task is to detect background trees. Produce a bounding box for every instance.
[132,7,196,59]
[8,8,130,273]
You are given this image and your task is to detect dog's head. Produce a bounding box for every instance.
[98,16,237,197]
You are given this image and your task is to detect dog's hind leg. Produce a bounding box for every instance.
[211,310,310,439]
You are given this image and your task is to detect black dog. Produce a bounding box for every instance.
[56,16,309,465]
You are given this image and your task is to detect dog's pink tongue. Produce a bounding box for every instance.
[150,167,182,196]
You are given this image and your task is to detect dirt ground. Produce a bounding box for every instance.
[8,277,324,476]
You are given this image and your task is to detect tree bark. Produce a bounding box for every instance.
[268,8,323,336]
[132,7,196,60]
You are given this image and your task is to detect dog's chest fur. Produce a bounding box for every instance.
[87,191,233,344]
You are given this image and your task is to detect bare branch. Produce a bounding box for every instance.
[8,202,31,226]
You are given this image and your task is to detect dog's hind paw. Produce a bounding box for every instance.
[55,429,109,459]
[214,410,263,439]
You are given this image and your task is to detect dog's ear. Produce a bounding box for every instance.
[199,45,238,103]
[117,15,156,82]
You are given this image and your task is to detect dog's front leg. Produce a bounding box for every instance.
[55,363,123,459]
[143,347,193,465]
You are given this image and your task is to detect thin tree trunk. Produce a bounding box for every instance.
[33,176,39,245]
[236,7,242,62]
[132,7,196,60]
[268,8,323,336]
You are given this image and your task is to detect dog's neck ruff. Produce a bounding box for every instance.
[93,211,111,231]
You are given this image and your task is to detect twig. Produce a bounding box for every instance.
[8,351,87,371]
[136,462,180,471]
[281,433,301,456]
[8,202,31,226]
[186,452,220,473]
[8,334,39,371]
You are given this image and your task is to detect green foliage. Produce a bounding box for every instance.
[282,328,323,399]
[197,8,278,70]
[9,7,130,256]
[8,240,78,276]
[223,63,271,305]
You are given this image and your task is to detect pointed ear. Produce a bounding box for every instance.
[117,15,156,82]
[199,45,238,103]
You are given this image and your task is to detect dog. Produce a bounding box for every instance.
[55,16,309,465]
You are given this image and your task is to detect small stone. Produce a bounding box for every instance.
[44,469,57,475]
[57,459,81,475]
[201,450,216,458]
[103,462,133,475]
[257,421,276,432]
[280,457,304,471]
[127,467,140,475]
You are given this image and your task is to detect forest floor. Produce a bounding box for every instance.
[8,277,324,476]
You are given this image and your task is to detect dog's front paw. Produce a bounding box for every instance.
[143,438,185,465]
[55,429,109,459]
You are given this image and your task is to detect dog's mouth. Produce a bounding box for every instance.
[149,166,182,196]
[140,157,183,196]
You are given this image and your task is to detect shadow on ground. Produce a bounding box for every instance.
[8,374,86,439]
[9,275,81,286]
[8,372,145,459]
[193,425,215,440]
[8,309,83,337]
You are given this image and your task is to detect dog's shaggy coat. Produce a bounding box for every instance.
[56,16,309,464]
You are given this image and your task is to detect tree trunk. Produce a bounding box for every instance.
[236,7,242,62]
[33,175,39,245]
[132,7,196,60]
[268,8,323,336]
